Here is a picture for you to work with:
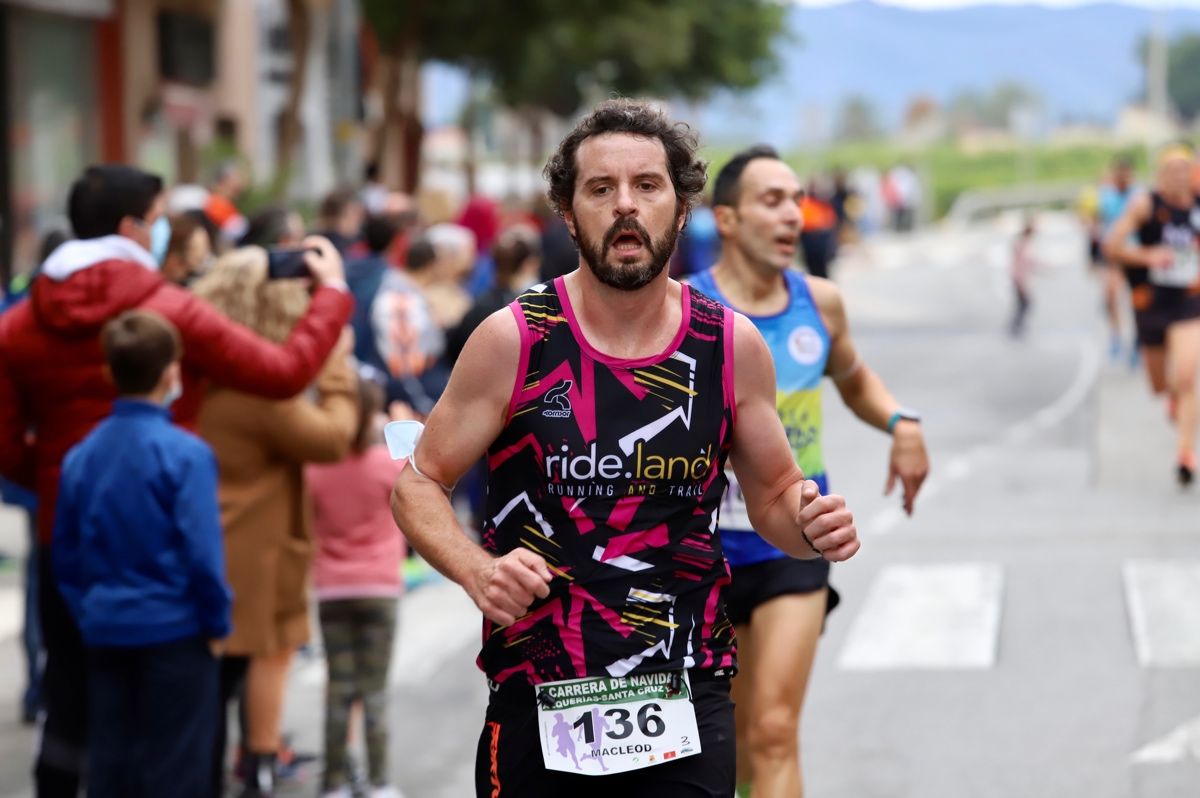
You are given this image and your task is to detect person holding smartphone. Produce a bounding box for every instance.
[193,247,359,797]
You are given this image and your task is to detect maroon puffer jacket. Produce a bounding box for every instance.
[0,254,353,544]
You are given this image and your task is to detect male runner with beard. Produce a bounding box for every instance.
[390,101,861,797]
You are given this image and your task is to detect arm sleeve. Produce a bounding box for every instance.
[51,465,85,623]
[0,344,34,488]
[179,285,353,400]
[175,446,233,639]
[256,352,358,464]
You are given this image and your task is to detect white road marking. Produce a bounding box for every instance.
[1132,715,1200,764]
[1123,561,1200,667]
[838,563,1004,670]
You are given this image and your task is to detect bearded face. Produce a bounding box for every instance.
[575,213,680,292]
[565,133,686,292]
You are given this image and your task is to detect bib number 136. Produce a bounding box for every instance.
[536,672,702,776]
[574,703,666,742]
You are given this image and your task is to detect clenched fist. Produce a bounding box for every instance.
[466,548,554,626]
[796,480,860,562]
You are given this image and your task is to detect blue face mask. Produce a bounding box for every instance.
[149,216,171,266]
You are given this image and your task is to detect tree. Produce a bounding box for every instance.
[485,0,786,164]
[1134,32,1200,120]
[358,0,432,193]
[836,95,881,141]
[1166,35,1200,121]
[357,0,593,190]
[273,0,330,198]
[358,1,787,191]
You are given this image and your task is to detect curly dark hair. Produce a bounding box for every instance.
[544,99,707,225]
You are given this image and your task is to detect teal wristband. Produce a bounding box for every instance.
[887,411,902,434]
[887,409,921,433]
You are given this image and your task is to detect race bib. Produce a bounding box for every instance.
[535,672,701,776]
[1150,245,1200,289]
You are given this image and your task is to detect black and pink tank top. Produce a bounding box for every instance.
[479,276,737,686]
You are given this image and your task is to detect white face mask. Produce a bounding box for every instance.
[163,377,183,408]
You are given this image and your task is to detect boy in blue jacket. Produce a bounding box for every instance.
[53,309,231,798]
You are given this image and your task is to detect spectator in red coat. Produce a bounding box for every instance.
[0,164,353,798]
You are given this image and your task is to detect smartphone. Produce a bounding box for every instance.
[265,247,314,280]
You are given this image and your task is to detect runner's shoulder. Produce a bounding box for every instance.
[803,273,843,305]
[802,274,847,327]
[1127,189,1155,217]
[731,311,774,393]
[456,307,522,378]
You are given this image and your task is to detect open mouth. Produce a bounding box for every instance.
[611,231,645,254]
[775,233,797,253]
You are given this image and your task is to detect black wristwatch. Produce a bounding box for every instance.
[887,408,921,434]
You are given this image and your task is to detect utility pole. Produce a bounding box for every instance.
[1144,3,1171,159]
[1147,7,1169,120]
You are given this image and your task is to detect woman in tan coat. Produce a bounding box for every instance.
[193,245,357,797]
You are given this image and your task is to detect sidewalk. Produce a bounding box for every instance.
[0,506,34,798]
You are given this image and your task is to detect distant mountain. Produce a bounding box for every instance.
[689,1,1200,148]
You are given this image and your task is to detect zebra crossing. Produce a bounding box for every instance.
[6,557,1197,675]
[837,562,1004,671]
[834,559,1200,672]
[276,556,1200,686]
[6,555,1198,675]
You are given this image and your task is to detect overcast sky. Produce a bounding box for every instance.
[793,0,1198,9]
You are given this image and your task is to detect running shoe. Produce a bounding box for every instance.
[275,738,318,783]
[1109,336,1123,362]
[1178,452,1196,487]
[234,739,316,786]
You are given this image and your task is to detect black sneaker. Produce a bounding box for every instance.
[238,752,276,798]
[1179,453,1196,487]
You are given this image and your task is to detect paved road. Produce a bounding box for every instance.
[0,213,1197,797]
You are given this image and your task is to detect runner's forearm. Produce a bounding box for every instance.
[744,475,822,560]
[390,467,493,588]
[1107,244,1150,269]
[835,366,899,432]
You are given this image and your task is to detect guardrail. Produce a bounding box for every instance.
[944,182,1087,226]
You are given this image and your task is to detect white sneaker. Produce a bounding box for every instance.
[369,786,405,798]
[319,788,353,798]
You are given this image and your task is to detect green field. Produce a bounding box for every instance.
[703,140,1153,219]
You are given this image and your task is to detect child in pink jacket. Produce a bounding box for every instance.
[307,377,407,798]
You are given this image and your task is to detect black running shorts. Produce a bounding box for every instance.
[724,557,840,628]
[1151,286,1200,339]
[1131,283,1168,348]
[474,673,734,798]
